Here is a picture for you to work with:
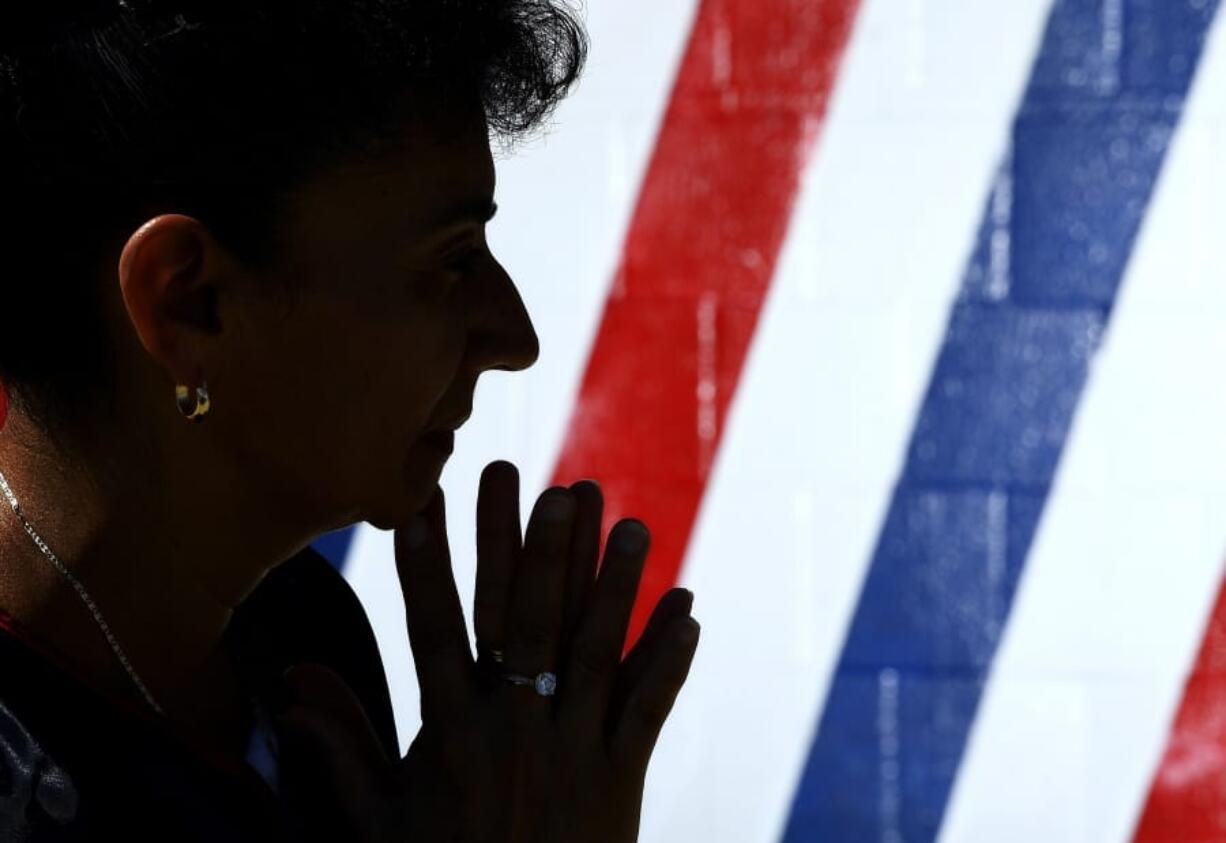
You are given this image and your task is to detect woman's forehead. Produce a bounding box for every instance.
[284,106,495,246]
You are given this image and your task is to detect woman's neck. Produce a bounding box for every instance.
[0,409,307,751]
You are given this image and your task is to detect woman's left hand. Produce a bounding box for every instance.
[274,462,700,842]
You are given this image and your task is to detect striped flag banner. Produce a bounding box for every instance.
[323,1,1226,839]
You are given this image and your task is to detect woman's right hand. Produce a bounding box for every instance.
[273,461,701,842]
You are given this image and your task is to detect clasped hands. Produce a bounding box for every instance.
[273,460,701,842]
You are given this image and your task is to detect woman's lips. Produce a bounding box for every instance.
[422,429,455,454]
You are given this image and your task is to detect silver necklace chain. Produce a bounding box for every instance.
[0,468,164,716]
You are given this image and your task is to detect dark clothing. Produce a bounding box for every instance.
[0,547,400,841]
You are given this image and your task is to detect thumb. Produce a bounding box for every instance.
[274,664,395,839]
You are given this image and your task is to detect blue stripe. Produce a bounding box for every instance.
[311,525,357,572]
[782,2,1220,840]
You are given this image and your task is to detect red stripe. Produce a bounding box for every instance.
[549,0,862,652]
[1133,567,1226,841]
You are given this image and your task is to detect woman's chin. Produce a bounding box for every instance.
[360,440,451,531]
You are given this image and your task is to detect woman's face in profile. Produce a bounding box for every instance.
[200,97,539,531]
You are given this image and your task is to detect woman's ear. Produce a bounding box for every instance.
[116,214,222,387]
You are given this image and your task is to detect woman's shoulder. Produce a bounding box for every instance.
[0,545,396,841]
[0,602,308,840]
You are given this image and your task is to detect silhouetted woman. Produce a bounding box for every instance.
[0,2,700,839]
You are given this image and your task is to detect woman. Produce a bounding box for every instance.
[0,1,701,840]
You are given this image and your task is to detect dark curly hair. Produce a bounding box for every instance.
[0,0,586,448]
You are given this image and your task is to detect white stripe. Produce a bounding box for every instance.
[940,10,1226,843]
[638,1,1052,840]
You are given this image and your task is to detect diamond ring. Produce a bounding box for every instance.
[501,671,557,697]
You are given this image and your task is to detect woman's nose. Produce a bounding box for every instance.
[470,261,540,373]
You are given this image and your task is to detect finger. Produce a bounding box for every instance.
[608,588,694,731]
[610,616,700,773]
[557,518,649,738]
[281,662,393,775]
[558,479,603,667]
[503,487,575,722]
[475,461,521,659]
[395,485,474,723]
[276,710,370,840]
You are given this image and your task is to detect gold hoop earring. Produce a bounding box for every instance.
[175,380,211,422]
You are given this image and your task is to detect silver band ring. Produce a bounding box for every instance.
[477,644,506,664]
[502,671,558,697]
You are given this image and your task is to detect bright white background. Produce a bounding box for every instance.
[340,2,1226,840]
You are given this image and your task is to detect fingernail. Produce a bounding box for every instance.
[680,617,701,643]
[405,515,429,548]
[540,491,574,521]
[281,666,303,698]
[615,520,648,553]
[266,668,295,716]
